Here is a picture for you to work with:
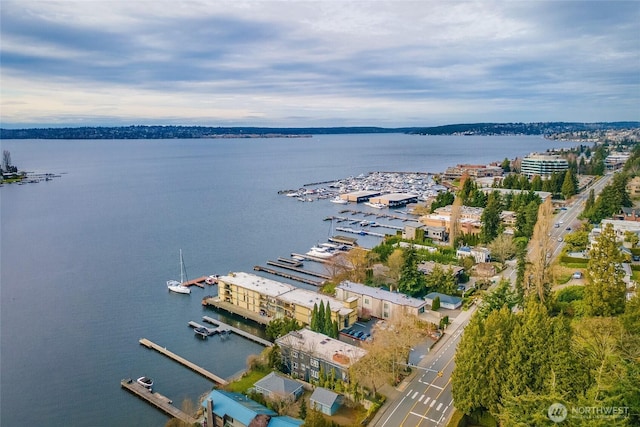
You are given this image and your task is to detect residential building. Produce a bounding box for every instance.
[276,328,366,382]
[417,261,465,280]
[217,272,357,328]
[201,389,303,427]
[335,280,428,319]
[424,292,463,310]
[252,372,303,402]
[626,177,640,199]
[309,387,342,416]
[402,222,448,242]
[443,164,504,180]
[520,153,569,178]
[456,246,491,263]
[479,187,552,202]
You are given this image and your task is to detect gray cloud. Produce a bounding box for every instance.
[1,0,638,127]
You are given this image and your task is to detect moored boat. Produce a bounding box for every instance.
[330,196,348,204]
[137,376,153,390]
[167,250,191,294]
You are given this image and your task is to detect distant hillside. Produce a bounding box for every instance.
[409,122,640,136]
[0,122,637,139]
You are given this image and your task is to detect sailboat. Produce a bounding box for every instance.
[167,249,191,294]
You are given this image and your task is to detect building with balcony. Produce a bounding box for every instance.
[276,328,366,382]
[335,280,428,319]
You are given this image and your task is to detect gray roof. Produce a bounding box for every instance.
[338,281,427,308]
[254,372,302,397]
[310,387,340,407]
[425,292,462,305]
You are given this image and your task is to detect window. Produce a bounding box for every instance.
[292,350,298,358]
[310,358,319,368]
[364,298,370,305]
[292,362,298,369]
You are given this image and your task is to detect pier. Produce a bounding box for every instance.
[182,276,207,288]
[266,260,331,280]
[138,338,228,385]
[188,321,229,336]
[335,226,385,237]
[202,316,272,347]
[254,265,324,286]
[120,379,198,424]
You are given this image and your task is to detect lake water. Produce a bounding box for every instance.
[0,134,578,426]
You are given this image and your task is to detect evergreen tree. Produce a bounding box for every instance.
[397,245,427,296]
[310,303,319,331]
[479,191,501,244]
[561,169,577,199]
[323,302,333,336]
[584,223,626,316]
[432,296,440,310]
[317,300,326,333]
[531,175,543,191]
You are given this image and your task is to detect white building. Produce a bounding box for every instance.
[520,153,569,178]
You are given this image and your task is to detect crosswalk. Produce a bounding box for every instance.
[404,389,452,414]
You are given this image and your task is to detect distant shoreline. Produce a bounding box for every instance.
[1,122,637,140]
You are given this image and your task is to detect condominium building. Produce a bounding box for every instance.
[276,328,366,382]
[520,153,568,178]
[217,272,357,329]
[335,280,428,319]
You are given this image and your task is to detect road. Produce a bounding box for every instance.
[375,309,475,427]
[372,173,615,427]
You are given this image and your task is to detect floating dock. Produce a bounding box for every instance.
[254,265,323,286]
[182,276,207,288]
[120,378,198,424]
[138,338,228,385]
[266,260,331,280]
[188,321,229,336]
[202,316,272,347]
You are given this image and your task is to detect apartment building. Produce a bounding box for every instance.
[520,153,569,178]
[335,280,428,319]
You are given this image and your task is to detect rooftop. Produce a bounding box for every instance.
[278,288,353,316]
[276,328,366,366]
[219,272,295,297]
[337,281,427,308]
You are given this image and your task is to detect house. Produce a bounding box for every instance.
[253,372,304,402]
[456,246,491,263]
[276,328,366,382]
[335,280,428,319]
[201,389,303,427]
[309,387,342,416]
[424,292,463,310]
[417,261,464,280]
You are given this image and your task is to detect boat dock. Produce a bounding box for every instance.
[290,252,334,263]
[120,379,198,425]
[266,260,331,280]
[335,226,385,237]
[138,338,228,385]
[254,265,324,286]
[188,321,229,336]
[182,276,207,288]
[202,316,272,347]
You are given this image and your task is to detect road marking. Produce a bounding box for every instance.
[411,391,418,399]
[430,400,436,407]
[437,402,443,411]
[409,411,441,424]
[418,394,424,402]
[406,389,413,396]
[429,384,444,390]
[424,397,431,405]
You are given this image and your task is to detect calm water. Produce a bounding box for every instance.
[1,134,577,426]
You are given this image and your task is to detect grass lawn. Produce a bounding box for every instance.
[224,369,270,393]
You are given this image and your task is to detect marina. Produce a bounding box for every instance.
[253,265,324,286]
[138,338,229,385]
[120,379,198,425]
[265,260,331,280]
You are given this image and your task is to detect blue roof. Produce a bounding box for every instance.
[425,292,462,305]
[201,390,303,427]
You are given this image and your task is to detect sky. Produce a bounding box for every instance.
[1,0,639,128]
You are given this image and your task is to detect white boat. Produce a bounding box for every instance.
[364,202,386,209]
[167,250,191,294]
[137,376,153,390]
[305,246,334,259]
[330,196,348,204]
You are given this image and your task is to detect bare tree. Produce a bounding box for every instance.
[524,198,555,304]
[2,150,11,172]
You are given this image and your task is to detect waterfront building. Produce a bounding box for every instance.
[368,193,419,207]
[479,187,552,202]
[217,272,357,328]
[276,328,366,382]
[402,222,448,242]
[334,280,427,319]
[341,190,381,203]
[419,213,481,235]
[520,153,569,178]
[201,389,303,427]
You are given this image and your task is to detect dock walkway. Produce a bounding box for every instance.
[138,338,228,385]
[254,265,323,286]
[202,316,272,347]
[183,276,207,288]
[266,260,331,280]
[120,379,198,424]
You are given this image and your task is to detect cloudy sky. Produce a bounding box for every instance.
[1,1,639,128]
